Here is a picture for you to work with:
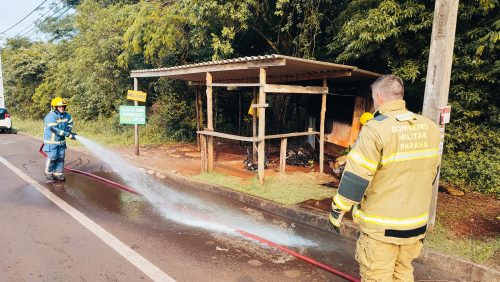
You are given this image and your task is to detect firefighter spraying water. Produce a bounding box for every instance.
[42,97,77,181]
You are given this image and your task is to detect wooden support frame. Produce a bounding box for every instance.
[196,130,318,142]
[319,79,327,173]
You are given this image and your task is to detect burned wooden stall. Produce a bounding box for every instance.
[130,55,380,183]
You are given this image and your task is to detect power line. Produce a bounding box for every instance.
[0,0,50,34]
[20,5,71,39]
[16,0,62,36]
[19,4,70,38]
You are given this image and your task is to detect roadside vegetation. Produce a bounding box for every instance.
[426,221,499,264]
[2,0,497,195]
[2,0,498,266]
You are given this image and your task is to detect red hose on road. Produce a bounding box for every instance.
[38,144,360,282]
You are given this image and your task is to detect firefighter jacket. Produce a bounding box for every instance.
[43,110,74,147]
[333,100,441,245]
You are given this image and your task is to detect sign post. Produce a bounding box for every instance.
[125,78,147,155]
[422,0,459,231]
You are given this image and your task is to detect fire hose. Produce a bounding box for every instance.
[39,143,360,282]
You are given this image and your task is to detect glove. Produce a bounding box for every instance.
[68,132,77,140]
[329,208,345,234]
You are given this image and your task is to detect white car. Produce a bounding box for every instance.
[0,108,12,133]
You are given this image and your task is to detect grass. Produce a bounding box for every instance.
[192,171,334,205]
[425,221,500,263]
[195,171,499,264]
[13,117,171,147]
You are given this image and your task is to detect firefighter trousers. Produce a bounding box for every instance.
[43,144,66,175]
[355,232,423,282]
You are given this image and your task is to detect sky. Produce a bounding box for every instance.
[0,0,64,45]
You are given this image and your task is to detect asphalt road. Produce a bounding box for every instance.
[0,133,462,281]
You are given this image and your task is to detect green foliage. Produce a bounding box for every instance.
[147,79,197,142]
[2,0,498,195]
[330,0,499,195]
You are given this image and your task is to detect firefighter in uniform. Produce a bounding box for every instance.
[329,75,441,281]
[43,97,77,181]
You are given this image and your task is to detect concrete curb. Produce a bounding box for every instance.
[142,165,499,282]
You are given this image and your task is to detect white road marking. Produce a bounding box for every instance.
[0,156,175,282]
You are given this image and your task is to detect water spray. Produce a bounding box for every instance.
[39,137,360,281]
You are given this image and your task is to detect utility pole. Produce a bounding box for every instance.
[0,48,5,108]
[422,0,459,231]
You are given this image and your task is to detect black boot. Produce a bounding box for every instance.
[53,174,65,181]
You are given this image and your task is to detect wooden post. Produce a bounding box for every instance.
[206,72,214,172]
[195,86,201,151]
[238,92,242,145]
[258,68,267,184]
[422,0,459,231]
[197,85,204,152]
[200,134,208,172]
[133,78,140,156]
[279,137,288,172]
[319,79,327,173]
[252,88,257,161]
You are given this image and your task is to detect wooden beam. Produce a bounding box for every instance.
[188,70,353,85]
[268,70,352,83]
[319,79,327,173]
[200,134,208,172]
[280,138,287,172]
[195,86,201,151]
[258,68,267,184]
[206,72,214,172]
[130,59,286,78]
[197,130,257,142]
[251,103,269,108]
[264,84,328,94]
[264,131,319,140]
[211,83,261,87]
[252,88,257,162]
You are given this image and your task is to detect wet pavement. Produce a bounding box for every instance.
[0,134,463,281]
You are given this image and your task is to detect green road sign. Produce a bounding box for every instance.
[120,106,146,124]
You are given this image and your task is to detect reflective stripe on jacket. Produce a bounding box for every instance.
[43,111,73,145]
[335,100,440,244]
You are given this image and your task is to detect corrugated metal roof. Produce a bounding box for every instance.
[130,54,380,83]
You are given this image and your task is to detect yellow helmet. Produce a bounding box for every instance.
[51,97,68,107]
[360,112,374,125]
